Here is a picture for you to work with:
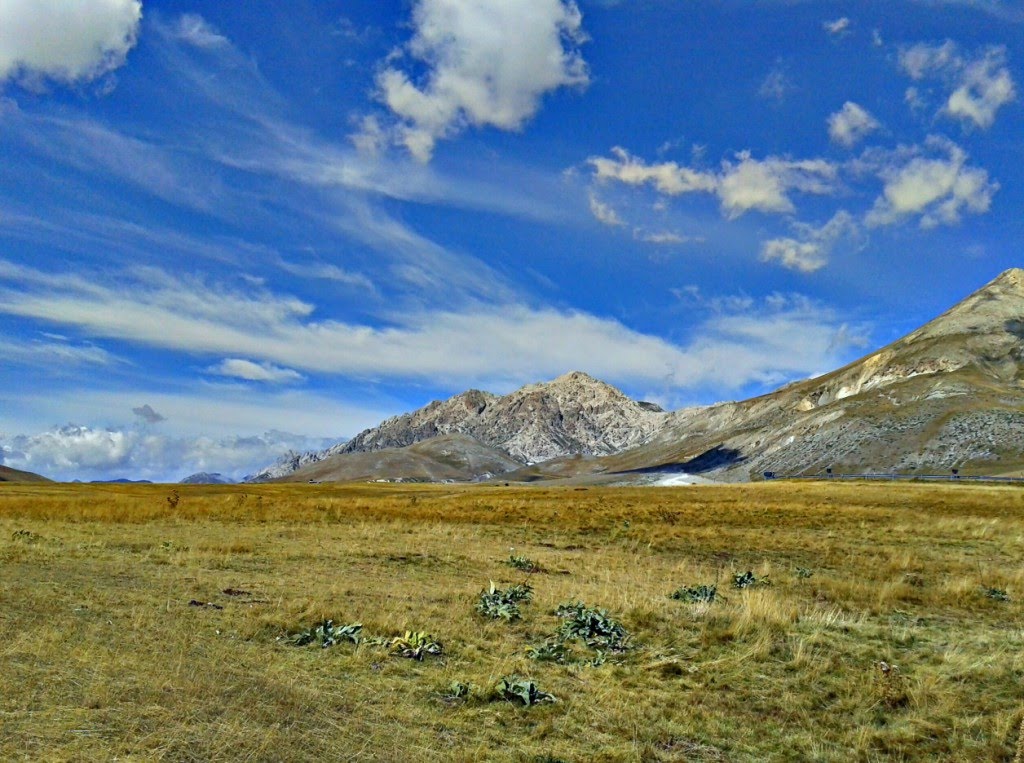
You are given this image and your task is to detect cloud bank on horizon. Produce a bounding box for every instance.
[0,0,1020,480]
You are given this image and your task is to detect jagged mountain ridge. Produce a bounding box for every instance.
[339,371,666,463]
[249,371,666,482]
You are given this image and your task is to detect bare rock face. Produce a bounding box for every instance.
[249,372,666,481]
[340,371,666,464]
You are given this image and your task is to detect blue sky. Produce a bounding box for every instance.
[0,0,1021,481]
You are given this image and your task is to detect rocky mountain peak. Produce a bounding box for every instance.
[912,266,1024,340]
[992,267,1024,289]
[779,267,1024,410]
[249,372,668,480]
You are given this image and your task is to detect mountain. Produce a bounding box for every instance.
[251,268,1024,484]
[0,465,50,483]
[245,445,349,482]
[180,472,236,485]
[277,433,523,483]
[562,267,1024,481]
[249,371,666,481]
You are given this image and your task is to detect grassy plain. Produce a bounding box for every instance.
[1,480,1023,761]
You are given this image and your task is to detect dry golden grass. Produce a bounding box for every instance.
[1,480,1023,761]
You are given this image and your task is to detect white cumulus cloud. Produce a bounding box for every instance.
[0,0,142,86]
[899,41,1016,128]
[827,102,881,148]
[370,0,589,161]
[588,194,625,227]
[0,425,333,482]
[718,153,837,218]
[864,137,998,228]
[589,147,838,219]
[760,211,858,273]
[946,49,1016,128]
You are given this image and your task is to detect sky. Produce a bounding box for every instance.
[0,0,1022,482]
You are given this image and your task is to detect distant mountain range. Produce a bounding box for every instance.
[256,267,1024,484]
[180,472,236,485]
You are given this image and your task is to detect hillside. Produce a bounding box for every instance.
[585,267,1024,481]
[277,433,522,483]
[0,465,50,483]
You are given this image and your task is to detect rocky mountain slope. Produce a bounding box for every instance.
[249,372,666,482]
[569,267,1024,481]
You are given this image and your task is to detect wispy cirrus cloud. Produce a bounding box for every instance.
[0,335,120,369]
[908,0,1024,22]
[207,359,304,384]
[0,258,867,395]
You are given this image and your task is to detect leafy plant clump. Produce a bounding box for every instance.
[507,553,543,573]
[669,584,719,604]
[494,676,557,706]
[555,601,631,651]
[476,581,533,621]
[526,639,572,663]
[382,631,443,661]
[289,619,363,648]
[441,681,472,702]
[795,567,814,579]
[982,586,1011,602]
[732,570,771,589]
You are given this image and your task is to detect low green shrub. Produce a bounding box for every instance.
[494,676,556,706]
[289,620,363,648]
[477,581,533,621]
[669,584,718,604]
[554,601,631,651]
